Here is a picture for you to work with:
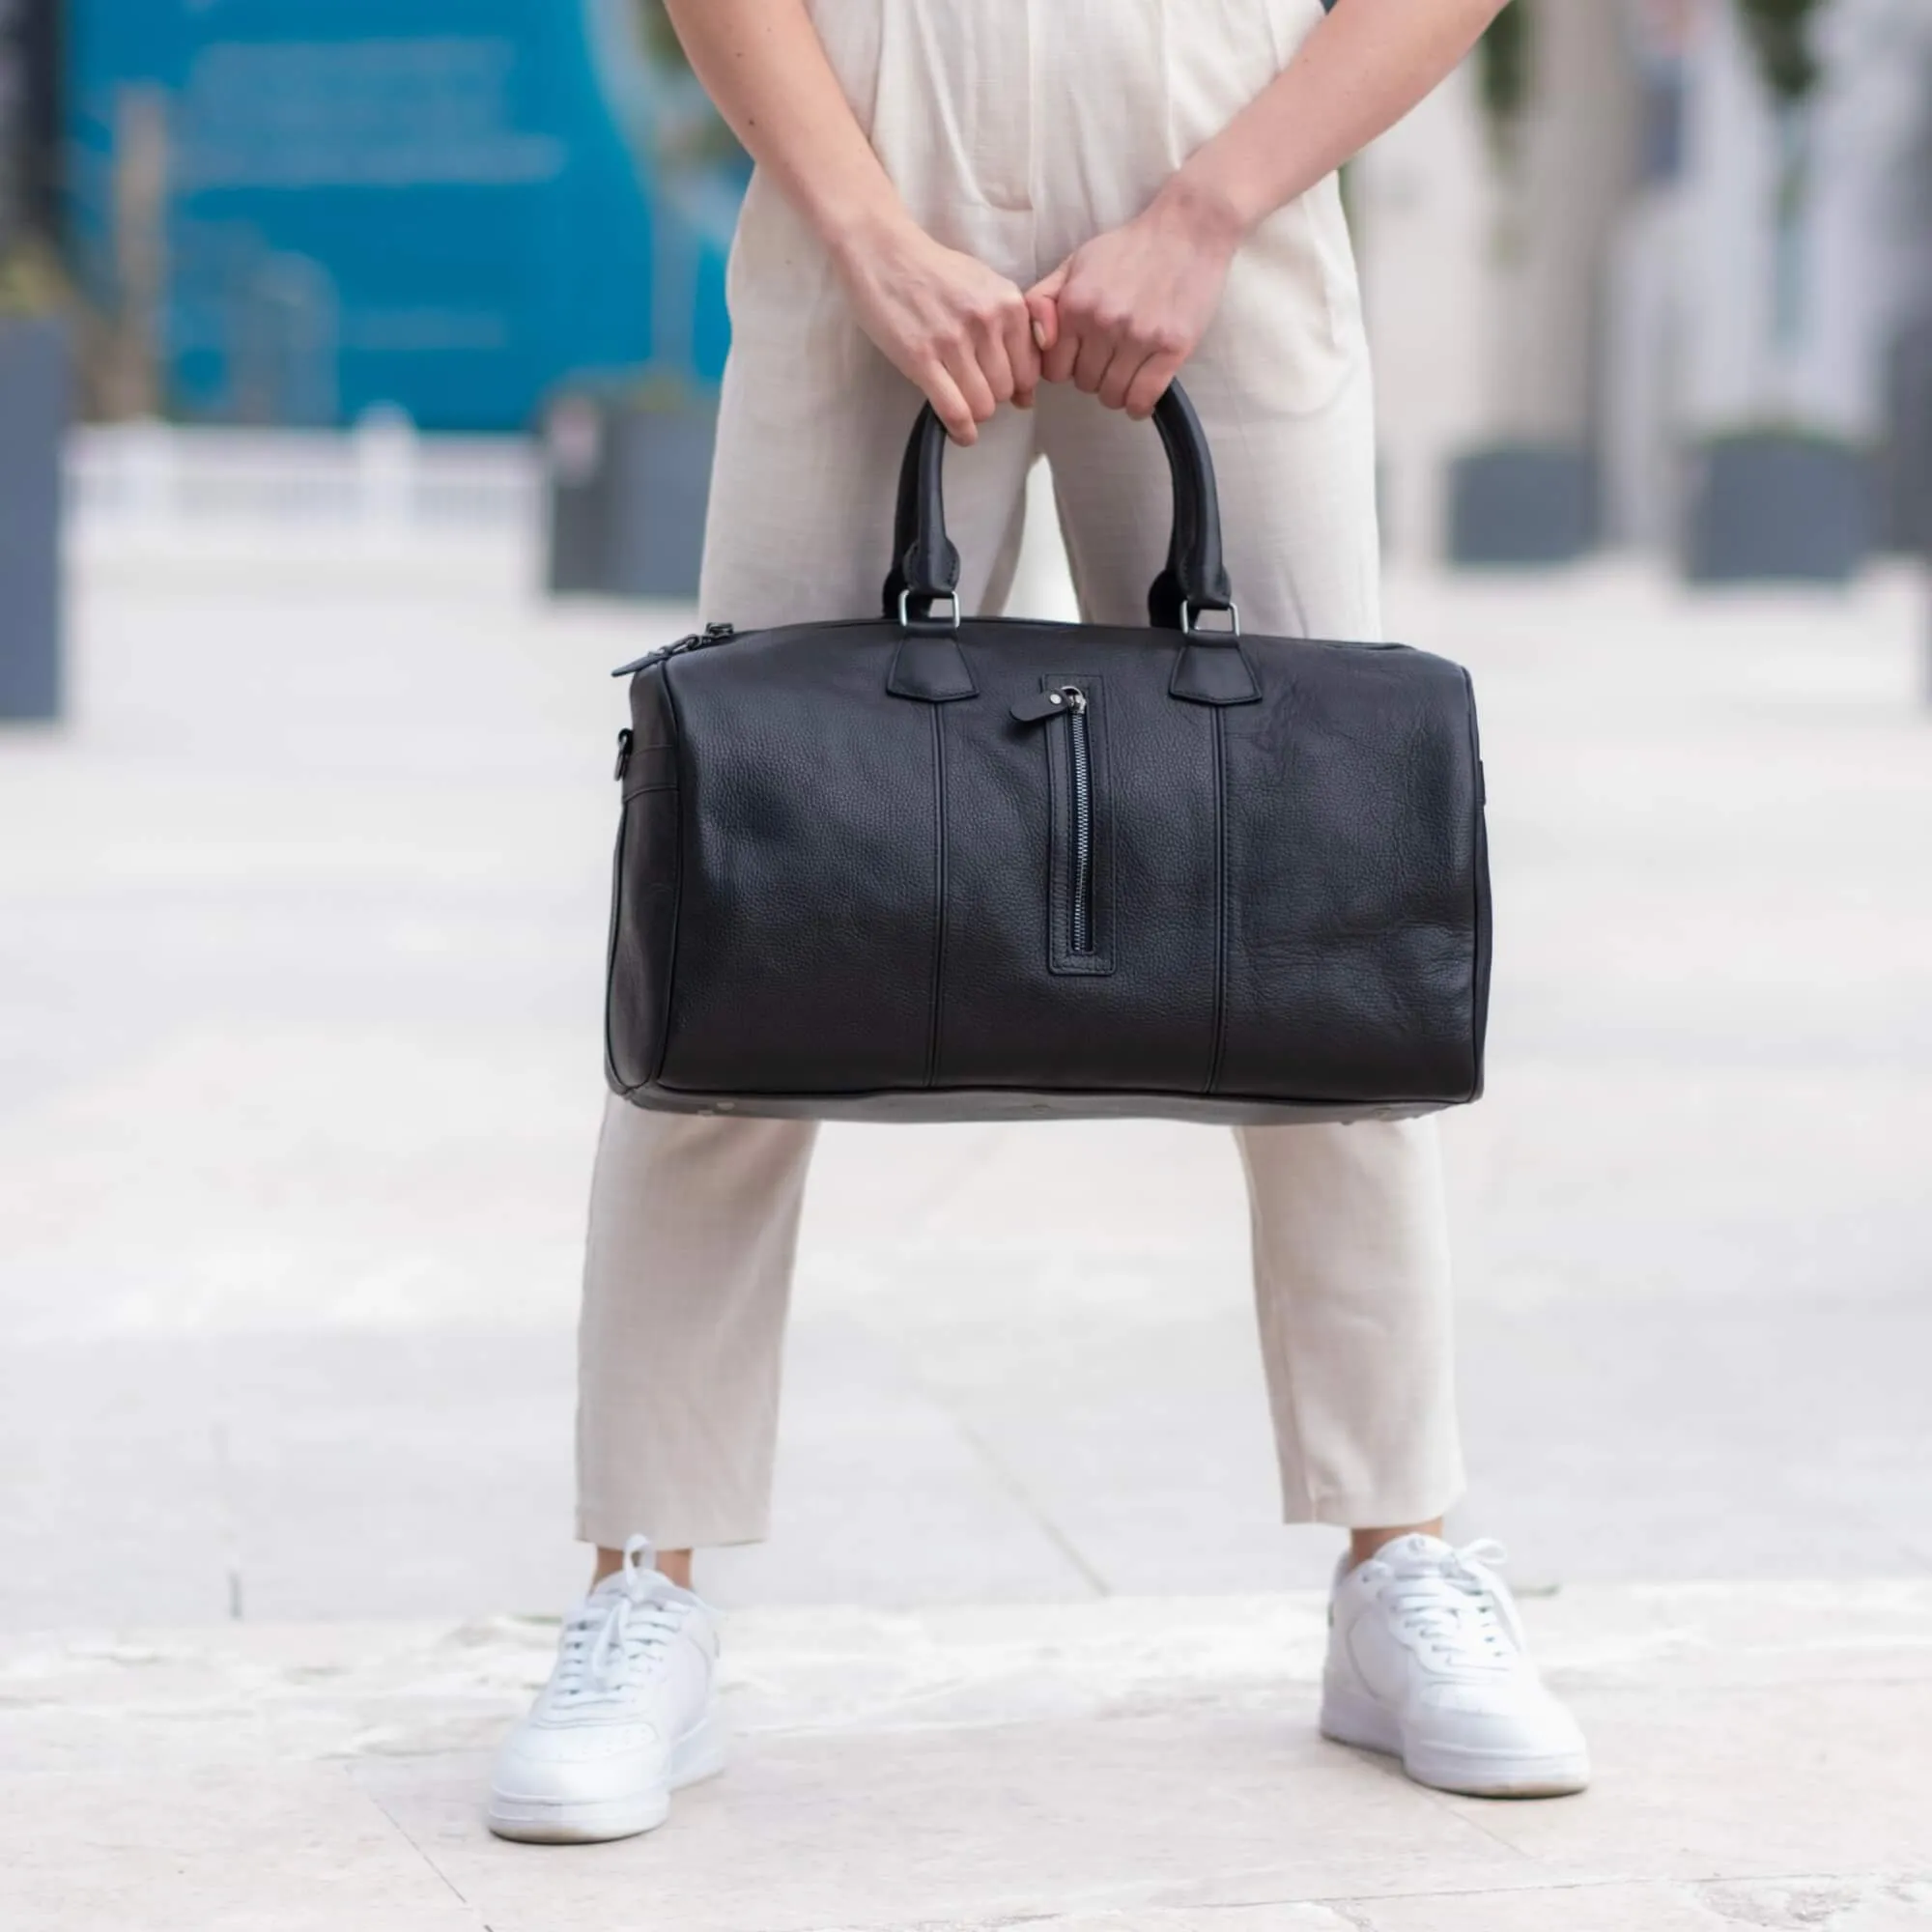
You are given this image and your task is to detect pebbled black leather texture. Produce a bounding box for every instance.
[605,384,1492,1124]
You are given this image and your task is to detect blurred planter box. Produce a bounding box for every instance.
[1684,432,1871,585]
[545,390,717,601]
[0,314,68,721]
[1880,314,1932,558]
[1447,444,1595,567]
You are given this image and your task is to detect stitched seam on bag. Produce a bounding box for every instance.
[923,703,949,1088]
[1206,710,1230,1095]
[1463,665,1486,1102]
[602,790,635,1096]
[644,1079,1434,1115]
[648,668,690,1091]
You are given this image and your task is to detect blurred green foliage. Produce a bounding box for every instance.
[1477,0,1534,170]
[636,0,685,68]
[0,234,66,316]
[1737,0,1825,106]
[633,0,746,172]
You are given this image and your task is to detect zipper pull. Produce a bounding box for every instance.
[1010,684,1087,724]
[612,727,633,781]
[611,640,690,678]
[609,622,736,679]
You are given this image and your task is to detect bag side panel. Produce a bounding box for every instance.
[655,631,939,1095]
[1466,669,1492,1099]
[1216,643,1483,1106]
[606,670,685,1094]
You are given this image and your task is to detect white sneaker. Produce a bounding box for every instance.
[1320,1534,1588,1798]
[487,1537,726,1844]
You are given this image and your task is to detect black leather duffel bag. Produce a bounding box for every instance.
[604,383,1490,1124]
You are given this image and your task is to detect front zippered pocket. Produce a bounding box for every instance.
[1012,677,1114,976]
[1062,688,1094,954]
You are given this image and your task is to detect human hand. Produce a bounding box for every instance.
[1026,186,1244,417]
[833,215,1042,443]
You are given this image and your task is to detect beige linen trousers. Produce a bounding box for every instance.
[577,0,1465,1552]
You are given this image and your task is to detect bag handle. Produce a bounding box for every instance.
[881,381,1238,636]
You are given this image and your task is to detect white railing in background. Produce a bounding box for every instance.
[68,416,542,535]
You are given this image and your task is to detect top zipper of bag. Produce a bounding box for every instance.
[1012,684,1094,957]
[610,621,736,679]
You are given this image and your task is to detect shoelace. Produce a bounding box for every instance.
[1376,1538,1524,1670]
[553,1535,690,1704]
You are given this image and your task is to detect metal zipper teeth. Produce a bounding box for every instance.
[1064,694,1094,956]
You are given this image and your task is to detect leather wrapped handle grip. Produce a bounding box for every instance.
[881,381,1237,633]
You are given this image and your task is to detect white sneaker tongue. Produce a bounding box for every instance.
[1381,1533,1455,1572]
[584,1568,668,1613]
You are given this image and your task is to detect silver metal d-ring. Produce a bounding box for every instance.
[1181,600,1241,639]
[898,587,962,629]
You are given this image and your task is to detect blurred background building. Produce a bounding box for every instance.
[1359,0,1932,575]
[2,0,1928,623]
[59,0,742,429]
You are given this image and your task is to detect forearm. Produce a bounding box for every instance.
[666,0,1042,439]
[661,0,910,262]
[1163,0,1510,243]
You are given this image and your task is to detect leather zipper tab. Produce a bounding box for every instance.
[611,647,678,679]
[612,727,633,781]
[611,621,737,678]
[1010,685,1087,724]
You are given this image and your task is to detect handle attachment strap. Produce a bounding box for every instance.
[881,381,1258,705]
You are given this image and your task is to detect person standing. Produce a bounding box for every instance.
[488,0,1588,1846]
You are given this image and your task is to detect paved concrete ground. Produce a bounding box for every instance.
[1,506,1929,1925]
[6,1584,1931,1931]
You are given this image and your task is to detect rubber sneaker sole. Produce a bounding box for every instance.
[486,1707,728,1845]
[1319,1682,1589,1800]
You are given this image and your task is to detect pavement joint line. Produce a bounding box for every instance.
[912,1377,1115,1601]
[353,1763,483,1918]
[1392,1767,1541,1861]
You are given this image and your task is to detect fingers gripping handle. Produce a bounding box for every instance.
[880,382,1237,633]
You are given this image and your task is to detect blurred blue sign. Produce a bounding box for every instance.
[65,0,747,428]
